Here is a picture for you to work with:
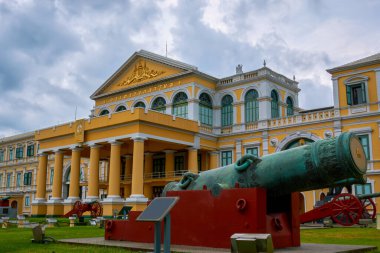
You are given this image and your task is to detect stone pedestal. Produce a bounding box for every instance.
[17,215,25,228]
[1,217,9,228]
[69,217,76,227]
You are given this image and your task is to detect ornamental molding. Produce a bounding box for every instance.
[117,60,165,87]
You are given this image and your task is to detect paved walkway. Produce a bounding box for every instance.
[59,237,377,253]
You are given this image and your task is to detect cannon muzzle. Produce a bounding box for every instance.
[163,132,367,196]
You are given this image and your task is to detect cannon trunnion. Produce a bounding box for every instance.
[105,132,368,249]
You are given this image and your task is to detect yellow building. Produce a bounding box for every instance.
[1,50,379,217]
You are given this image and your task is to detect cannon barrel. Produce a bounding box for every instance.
[163,132,367,196]
[357,192,380,200]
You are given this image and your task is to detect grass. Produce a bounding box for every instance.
[0,223,379,252]
[0,225,131,253]
[301,227,380,252]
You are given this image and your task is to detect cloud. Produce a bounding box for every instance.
[0,0,379,136]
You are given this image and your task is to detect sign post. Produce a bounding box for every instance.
[137,197,179,253]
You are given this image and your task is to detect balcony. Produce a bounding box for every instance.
[199,108,335,136]
[0,185,36,194]
[0,156,38,167]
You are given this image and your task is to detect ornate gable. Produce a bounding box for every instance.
[91,50,197,99]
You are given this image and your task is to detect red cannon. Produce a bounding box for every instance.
[300,192,379,226]
[63,200,103,218]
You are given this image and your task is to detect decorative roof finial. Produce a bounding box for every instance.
[236,64,243,74]
[293,75,296,81]
[263,59,266,67]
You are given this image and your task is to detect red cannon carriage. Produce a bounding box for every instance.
[300,192,380,226]
[63,200,103,218]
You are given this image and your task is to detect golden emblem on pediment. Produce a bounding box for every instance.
[74,119,85,143]
[118,60,165,87]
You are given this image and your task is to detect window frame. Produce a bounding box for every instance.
[286,96,294,116]
[0,149,4,162]
[220,150,233,166]
[115,105,127,112]
[151,97,167,113]
[23,171,33,186]
[134,101,146,109]
[344,76,369,106]
[245,89,259,123]
[357,134,371,160]
[199,93,213,126]
[271,90,280,119]
[221,95,233,127]
[25,196,30,207]
[174,155,185,176]
[9,148,14,160]
[6,173,12,188]
[16,146,24,159]
[99,109,110,116]
[16,172,21,187]
[153,157,165,178]
[27,144,34,157]
[354,183,372,195]
[245,147,259,157]
[172,92,188,118]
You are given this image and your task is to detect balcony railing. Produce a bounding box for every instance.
[199,108,335,135]
[0,156,38,167]
[0,185,36,193]
[144,170,188,180]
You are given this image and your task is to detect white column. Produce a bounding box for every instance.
[376,69,380,111]
[332,78,339,108]
[188,99,199,121]
[235,139,242,160]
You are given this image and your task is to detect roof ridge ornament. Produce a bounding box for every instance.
[263,59,266,67]
[117,60,165,87]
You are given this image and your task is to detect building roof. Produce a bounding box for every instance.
[327,52,380,74]
[90,50,217,99]
[0,131,34,144]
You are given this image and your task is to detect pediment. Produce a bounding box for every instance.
[91,50,196,99]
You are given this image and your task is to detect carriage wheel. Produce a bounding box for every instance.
[360,197,376,220]
[90,201,103,218]
[331,193,362,226]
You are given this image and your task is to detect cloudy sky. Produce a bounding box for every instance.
[1,0,379,137]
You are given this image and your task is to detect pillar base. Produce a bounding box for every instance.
[46,199,64,216]
[84,196,100,202]
[101,202,126,217]
[31,200,47,216]
[103,195,124,203]
[125,194,149,211]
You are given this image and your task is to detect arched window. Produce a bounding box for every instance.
[134,102,146,108]
[99,109,110,116]
[271,90,279,118]
[172,92,188,118]
[199,93,213,126]
[286,97,294,116]
[151,97,166,113]
[115,105,127,112]
[221,95,233,127]
[245,89,259,123]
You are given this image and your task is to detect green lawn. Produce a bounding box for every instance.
[0,224,379,252]
[0,226,130,253]
[301,227,380,252]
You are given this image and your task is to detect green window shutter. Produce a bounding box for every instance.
[361,83,366,103]
[24,173,27,185]
[346,85,352,105]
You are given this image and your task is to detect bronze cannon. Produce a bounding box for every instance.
[164,132,367,196]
